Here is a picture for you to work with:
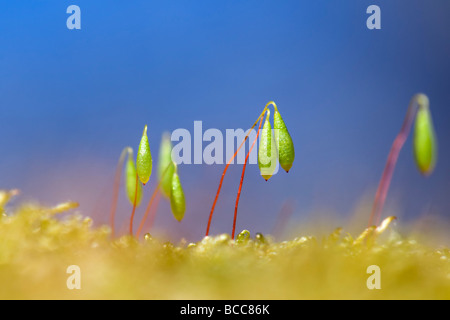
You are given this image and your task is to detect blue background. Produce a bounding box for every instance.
[1,1,449,241]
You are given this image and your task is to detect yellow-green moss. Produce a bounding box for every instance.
[0,200,449,300]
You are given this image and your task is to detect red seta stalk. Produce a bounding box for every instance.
[205,138,251,237]
[231,115,264,239]
[109,147,131,238]
[368,97,421,227]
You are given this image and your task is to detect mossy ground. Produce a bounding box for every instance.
[0,197,449,300]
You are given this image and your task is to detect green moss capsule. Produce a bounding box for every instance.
[125,150,143,206]
[158,132,175,198]
[274,109,295,173]
[136,125,153,185]
[170,164,186,222]
[258,110,278,181]
[413,95,437,176]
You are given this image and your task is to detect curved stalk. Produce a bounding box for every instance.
[206,101,277,237]
[368,95,423,227]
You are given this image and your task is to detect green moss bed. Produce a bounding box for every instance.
[0,196,449,300]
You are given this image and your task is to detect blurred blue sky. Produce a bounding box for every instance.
[0,1,449,240]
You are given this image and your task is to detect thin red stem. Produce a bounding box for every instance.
[368,97,420,227]
[232,116,263,239]
[109,147,130,238]
[129,174,139,235]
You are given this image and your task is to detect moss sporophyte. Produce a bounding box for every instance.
[206,101,295,239]
[136,134,186,238]
[107,126,186,239]
[368,93,438,228]
[128,125,152,235]
[108,128,152,237]
[110,101,296,240]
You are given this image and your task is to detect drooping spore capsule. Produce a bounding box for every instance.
[136,125,153,185]
[158,132,175,198]
[413,95,437,176]
[125,150,143,206]
[170,164,186,222]
[274,109,295,173]
[258,110,278,181]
